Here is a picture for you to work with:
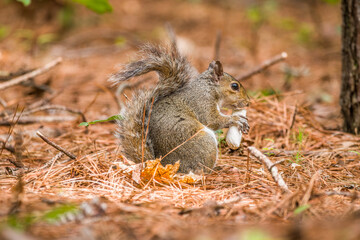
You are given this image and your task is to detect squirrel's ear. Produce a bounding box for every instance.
[208,60,223,82]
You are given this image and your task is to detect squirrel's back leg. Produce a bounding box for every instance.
[163,126,217,173]
[149,115,218,173]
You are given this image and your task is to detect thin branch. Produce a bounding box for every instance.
[288,104,298,131]
[0,106,24,157]
[0,57,62,91]
[269,160,285,172]
[248,146,291,193]
[0,140,15,153]
[301,171,320,205]
[0,115,76,126]
[7,158,24,168]
[324,191,358,200]
[238,52,287,81]
[20,104,86,122]
[36,131,77,159]
[0,97,7,108]
[13,132,24,168]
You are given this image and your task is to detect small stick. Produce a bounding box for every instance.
[0,140,15,153]
[0,97,7,108]
[288,104,298,131]
[301,171,320,205]
[269,159,285,172]
[324,191,358,199]
[248,146,291,193]
[0,115,76,126]
[0,57,62,91]
[246,149,251,183]
[0,106,24,157]
[238,52,287,81]
[13,132,24,168]
[36,131,77,159]
[213,31,222,60]
[20,104,86,122]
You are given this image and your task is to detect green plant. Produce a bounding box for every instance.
[0,26,9,40]
[16,0,113,14]
[79,115,123,127]
[42,204,79,224]
[260,88,280,97]
[17,0,30,6]
[2,204,79,231]
[294,204,310,215]
[240,228,275,240]
[295,128,305,145]
[349,150,360,156]
[6,214,36,231]
[291,151,304,164]
[295,24,314,45]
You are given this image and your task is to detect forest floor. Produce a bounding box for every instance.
[1,0,360,239]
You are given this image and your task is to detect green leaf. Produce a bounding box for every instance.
[349,150,360,156]
[215,129,224,136]
[240,228,274,240]
[294,204,310,215]
[72,0,113,14]
[79,115,123,127]
[37,33,57,45]
[246,6,262,25]
[16,0,31,6]
[6,214,36,231]
[42,204,78,224]
[0,26,9,40]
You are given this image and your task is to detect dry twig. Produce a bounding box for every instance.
[301,171,320,205]
[0,115,76,126]
[248,146,291,193]
[21,104,86,122]
[238,52,287,81]
[36,131,77,159]
[0,57,62,91]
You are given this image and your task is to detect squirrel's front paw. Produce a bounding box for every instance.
[231,115,250,134]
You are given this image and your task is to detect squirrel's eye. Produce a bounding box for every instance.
[231,83,239,91]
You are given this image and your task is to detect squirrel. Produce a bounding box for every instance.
[110,42,250,173]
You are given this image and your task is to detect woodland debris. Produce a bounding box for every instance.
[248,146,291,193]
[0,57,62,91]
[0,115,77,126]
[36,131,77,159]
[20,104,86,122]
[237,52,287,81]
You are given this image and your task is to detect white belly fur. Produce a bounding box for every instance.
[202,126,218,159]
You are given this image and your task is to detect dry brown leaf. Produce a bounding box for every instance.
[177,172,202,184]
[140,159,180,184]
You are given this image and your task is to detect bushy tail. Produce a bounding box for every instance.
[110,43,195,99]
[115,90,154,163]
[112,43,196,163]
